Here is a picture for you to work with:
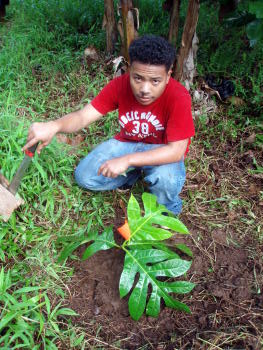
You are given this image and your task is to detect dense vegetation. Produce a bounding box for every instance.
[0,0,262,348]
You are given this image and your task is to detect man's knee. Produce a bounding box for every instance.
[74,157,103,190]
[75,163,124,191]
[145,163,185,194]
[75,165,93,189]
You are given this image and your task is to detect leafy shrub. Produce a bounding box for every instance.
[219,0,263,46]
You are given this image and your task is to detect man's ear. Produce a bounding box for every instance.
[166,67,173,83]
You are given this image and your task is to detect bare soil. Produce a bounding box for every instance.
[66,141,263,349]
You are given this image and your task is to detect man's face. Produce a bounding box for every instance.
[129,61,171,106]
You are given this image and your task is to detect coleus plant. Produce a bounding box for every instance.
[58,193,195,321]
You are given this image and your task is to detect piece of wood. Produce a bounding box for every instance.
[181,31,199,90]
[0,185,24,222]
[120,0,136,62]
[103,0,118,54]
[168,0,181,45]
[174,0,200,81]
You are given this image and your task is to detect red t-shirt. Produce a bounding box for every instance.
[91,73,195,153]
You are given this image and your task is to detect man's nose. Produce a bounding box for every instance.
[140,82,151,95]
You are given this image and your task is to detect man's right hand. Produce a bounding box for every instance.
[22,120,59,154]
[22,104,103,154]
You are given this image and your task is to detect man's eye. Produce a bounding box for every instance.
[152,80,160,85]
[134,77,141,82]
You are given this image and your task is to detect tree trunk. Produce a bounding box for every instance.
[0,0,9,20]
[174,0,200,81]
[168,0,181,45]
[104,0,118,54]
[120,0,136,62]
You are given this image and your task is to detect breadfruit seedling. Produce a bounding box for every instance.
[58,192,195,321]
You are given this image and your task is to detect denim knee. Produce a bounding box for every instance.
[145,162,185,193]
[74,163,92,189]
[148,173,185,200]
[143,160,186,214]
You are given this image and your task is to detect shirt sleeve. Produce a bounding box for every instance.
[165,92,195,142]
[91,77,119,115]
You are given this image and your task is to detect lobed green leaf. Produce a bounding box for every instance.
[175,243,193,257]
[120,247,194,320]
[82,227,116,260]
[127,193,189,244]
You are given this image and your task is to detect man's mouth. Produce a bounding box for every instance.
[137,95,152,103]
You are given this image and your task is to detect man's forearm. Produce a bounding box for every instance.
[54,110,88,134]
[98,139,189,178]
[55,104,102,134]
[126,140,188,167]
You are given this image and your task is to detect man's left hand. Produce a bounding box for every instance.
[98,156,130,178]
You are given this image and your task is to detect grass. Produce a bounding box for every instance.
[0,2,114,347]
[0,0,262,348]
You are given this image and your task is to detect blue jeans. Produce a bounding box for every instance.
[75,139,186,215]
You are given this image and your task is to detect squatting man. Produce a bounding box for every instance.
[23,35,195,215]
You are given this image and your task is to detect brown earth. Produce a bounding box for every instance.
[66,232,263,350]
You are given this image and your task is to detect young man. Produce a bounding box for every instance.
[23,35,195,215]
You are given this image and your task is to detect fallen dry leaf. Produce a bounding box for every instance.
[112,56,128,77]
[70,134,85,147]
[248,183,261,197]
[227,210,237,222]
[16,108,27,117]
[245,133,256,144]
[226,96,245,106]
[84,46,99,61]
[56,134,70,144]
[56,134,84,147]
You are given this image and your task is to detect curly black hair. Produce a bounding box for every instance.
[128,35,176,72]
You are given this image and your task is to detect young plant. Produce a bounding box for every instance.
[58,193,195,321]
